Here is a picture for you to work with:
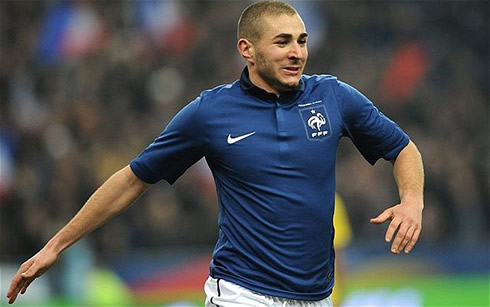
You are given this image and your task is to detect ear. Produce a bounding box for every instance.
[237,38,255,64]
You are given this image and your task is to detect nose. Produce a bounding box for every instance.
[288,42,305,60]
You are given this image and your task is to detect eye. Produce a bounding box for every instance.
[298,38,307,45]
[275,41,288,46]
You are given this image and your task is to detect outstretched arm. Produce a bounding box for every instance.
[6,165,149,304]
[370,140,424,254]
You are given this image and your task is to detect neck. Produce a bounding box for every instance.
[247,66,280,96]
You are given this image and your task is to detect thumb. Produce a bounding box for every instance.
[370,208,393,224]
[21,263,38,279]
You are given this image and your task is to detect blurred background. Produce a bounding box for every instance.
[0,0,488,306]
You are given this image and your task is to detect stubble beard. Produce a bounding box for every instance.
[255,51,301,94]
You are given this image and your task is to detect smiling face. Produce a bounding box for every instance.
[238,13,308,96]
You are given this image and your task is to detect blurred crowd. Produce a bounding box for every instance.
[0,0,488,261]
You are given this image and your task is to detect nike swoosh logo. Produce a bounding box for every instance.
[227,132,256,144]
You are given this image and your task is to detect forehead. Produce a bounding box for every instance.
[259,13,306,40]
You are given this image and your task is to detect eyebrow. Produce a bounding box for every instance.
[272,32,308,40]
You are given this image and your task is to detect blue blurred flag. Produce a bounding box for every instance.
[37,2,104,64]
[134,0,195,55]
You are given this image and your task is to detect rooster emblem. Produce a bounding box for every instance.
[307,110,326,131]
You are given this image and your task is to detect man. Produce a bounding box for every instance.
[7,1,424,306]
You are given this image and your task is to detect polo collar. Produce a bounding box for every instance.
[239,67,305,102]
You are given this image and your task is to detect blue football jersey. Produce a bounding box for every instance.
[130,68,409,300]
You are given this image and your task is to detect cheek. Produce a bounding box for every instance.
[257,53,274,70]
[302,48,308,61]
[259,48,284,63]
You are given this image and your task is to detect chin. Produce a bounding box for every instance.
[283,79,300,88]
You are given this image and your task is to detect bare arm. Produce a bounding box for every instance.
[370,140,424,254]
[7,165,149,304]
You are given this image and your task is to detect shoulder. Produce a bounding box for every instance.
[198,80,241,106]
[302,74,359,91]
[178,80,240,120]
[302,73,339,88]
[302,73,338,83]
[306,75,369,104]
[301,74,346,96]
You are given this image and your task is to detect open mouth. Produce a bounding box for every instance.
[282,66,301,75]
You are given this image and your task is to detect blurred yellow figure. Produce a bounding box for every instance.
[332,193,353,306]
[86,268,132,306]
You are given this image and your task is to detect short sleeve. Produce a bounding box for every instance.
[336,81,409,165]
[130,97,207,184]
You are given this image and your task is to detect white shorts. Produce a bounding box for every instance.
[204,276,333,307]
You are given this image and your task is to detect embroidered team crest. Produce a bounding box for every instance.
[299,105,331,141]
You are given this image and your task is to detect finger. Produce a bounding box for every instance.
[7,291,18,304]
[391,224,411,254]
[7,259,36,302]
[404,227,421,254]
[6,277,20,298]
[370,209,393,224]
[400,226,416,252]
[7,272,25,299]
[18,263,41,294]
[21,265,38,279]
[20,277,34,295]
[7,256,39,303]
[7,278,26,304]
[385,217,401,244]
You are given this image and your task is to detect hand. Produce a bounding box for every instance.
[6,248,59,304]
[370,201,423,254]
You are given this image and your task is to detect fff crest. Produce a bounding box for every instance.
[299,105,331,141]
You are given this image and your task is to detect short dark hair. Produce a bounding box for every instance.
[237,0,298,42]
